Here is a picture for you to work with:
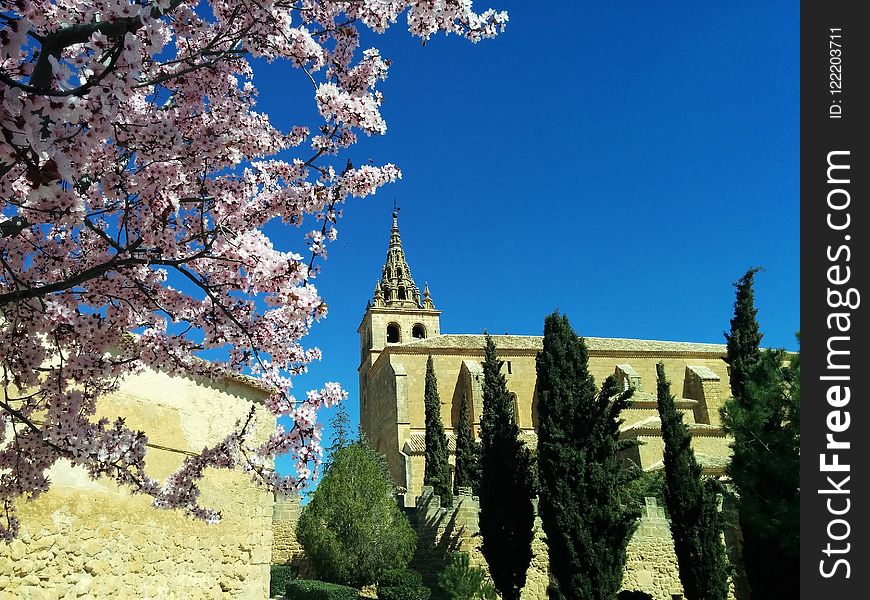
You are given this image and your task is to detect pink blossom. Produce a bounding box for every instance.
[0,0,505,541]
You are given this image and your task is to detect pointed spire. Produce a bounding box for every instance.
[423,282,435,310]
[371,206,427,309]
[390,207,402,248]
[373,281,385,307]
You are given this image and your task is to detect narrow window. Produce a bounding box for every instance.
[507,361,512,374]
[397,287,406,300]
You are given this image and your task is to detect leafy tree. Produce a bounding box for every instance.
[722,347,800,599]
[453,391,481,495]
[0,1,506,539]
[725,268,763,404]
[296,441,416,587]
[655,363,729,600]
[438,552,497,600]
[324,401,353,470]
[478,335,534,600]
[535,311,638,600]
[621,468,665,514]
[424,355,453,505]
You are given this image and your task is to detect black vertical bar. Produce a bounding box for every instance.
[801,0,869,596]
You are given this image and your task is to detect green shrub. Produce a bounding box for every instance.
[271,564,297,597]
[297,441,416,587]
[378,568,431,600]
[284,579,358,600]
[621,468,666,515]
[438,553,497,600]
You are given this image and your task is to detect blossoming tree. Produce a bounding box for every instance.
[0,0,506,540]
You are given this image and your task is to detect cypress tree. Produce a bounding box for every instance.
[535,311,638,600]
[722,347,800,599]
[453,390,481,494]
[655,363,729,600]
[478,334,534,600]
[424,355,453,505]
[721,270,800,599]
[725,268,763,405]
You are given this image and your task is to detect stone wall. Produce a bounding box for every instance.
[0,368,276,599]
[362,336,735,500]
[271,496,314,579]
[266,487,741,600]
[520,500,549,600]
[621,499,684,600]
[403,487,485,585]
[399,490,737,600]
[403,488,550,599]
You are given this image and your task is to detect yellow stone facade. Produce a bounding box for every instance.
[359,215,733,503]
[1,368,276,599]
[357,214,738,600]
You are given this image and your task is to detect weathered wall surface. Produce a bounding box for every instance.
[621,499,684,600]
[271,497,314,579]
[396,490,737,600]
[0,368,275,599]
[361,358,404,489]
[403,487,485,586]
[360,334,735,500]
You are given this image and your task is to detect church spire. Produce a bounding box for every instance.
[422,282,435,310]
[374,207,428,309]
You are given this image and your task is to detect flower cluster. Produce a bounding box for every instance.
[0,0,505,540]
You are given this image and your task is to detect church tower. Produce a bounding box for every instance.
[358,210,441,417]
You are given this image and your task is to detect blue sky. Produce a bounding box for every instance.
[250,1,799,476]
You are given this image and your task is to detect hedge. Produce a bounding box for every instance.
[271,565,296,597]
[377,568,431,600]
[284,579,359,600]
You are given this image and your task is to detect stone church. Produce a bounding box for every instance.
[358,211,733,502]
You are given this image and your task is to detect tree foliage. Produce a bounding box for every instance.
[725,268,763,404]
[423,355,453,505]
[535,311,638,600]
[378,567,432,600]
[453,390,481,495]
[0,0,506,539]
[324,401,353,470]
[722,348,800,598]
[438,552,497,600]
[478,334,534,600]
[655,363,729,600]
[620,468,665,515]
[296,440,416,588]
[721,270,800,599]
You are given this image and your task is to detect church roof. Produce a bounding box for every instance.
[619,416,726,436]
[645,452,730,472]
[405,431,457,453]
[398,334,726,355]
[404,429,538,454]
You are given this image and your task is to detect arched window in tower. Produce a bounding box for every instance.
[397,268,403,278]
[386,323,401,343]
[397,287,406,300]
[510,392,519,425]
[412,324,426,339]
